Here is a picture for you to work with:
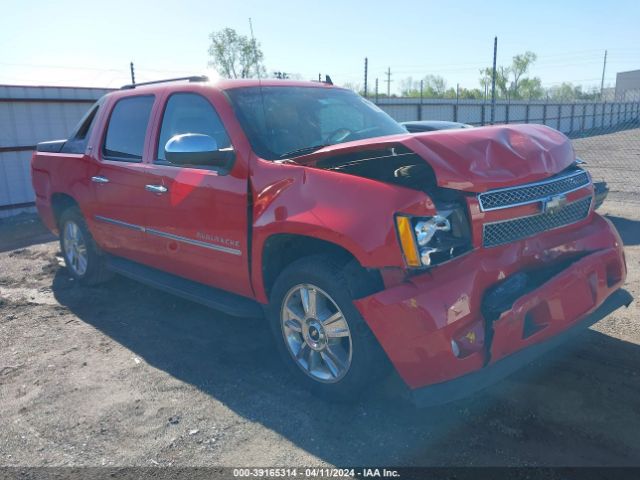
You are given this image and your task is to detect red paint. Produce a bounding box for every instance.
[354,214,626,388]
[293,123,575,192]
[31,79,628,392]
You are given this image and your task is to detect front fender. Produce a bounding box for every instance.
[250,160,435,302]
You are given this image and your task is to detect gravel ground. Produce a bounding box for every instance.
[1,129,639,467]
[1,199,637,468]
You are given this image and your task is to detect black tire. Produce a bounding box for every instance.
[267,254,388,402]
[59,207,112,285]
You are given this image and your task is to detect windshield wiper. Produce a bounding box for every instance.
[278,144,331,159]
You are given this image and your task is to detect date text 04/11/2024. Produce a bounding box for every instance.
[232,468,400,478]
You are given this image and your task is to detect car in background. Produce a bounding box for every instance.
[401,120,473,132]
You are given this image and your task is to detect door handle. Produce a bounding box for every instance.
[145,184,168,194]
[91,176,109,184]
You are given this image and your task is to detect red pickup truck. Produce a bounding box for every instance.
[31,76,631,405]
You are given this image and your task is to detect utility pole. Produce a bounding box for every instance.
[375,78,379,103]
[420,79,424,104]
[385,67,392,97]
[130,62,135,86]
[456,83,460,103]
[363,57,368,98]
[490,36,497,125]
[600,49,608,100]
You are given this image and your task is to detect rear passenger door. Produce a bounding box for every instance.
[141,92,252,297]
[90,95,156,261]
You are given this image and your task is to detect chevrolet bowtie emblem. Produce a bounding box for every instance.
[542,193,568,214]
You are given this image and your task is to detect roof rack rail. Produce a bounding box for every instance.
[312,74,334,86]
[120,75,209,90]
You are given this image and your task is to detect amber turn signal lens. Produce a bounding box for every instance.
[396,216,421,267]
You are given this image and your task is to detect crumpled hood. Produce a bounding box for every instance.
[404,124,575,192]
[297,124,575,193]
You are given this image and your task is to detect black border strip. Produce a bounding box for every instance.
[0,201,35,211]
[0,145,34,153]
[0,97,97,103]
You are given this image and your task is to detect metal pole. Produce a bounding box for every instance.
[570,104,575,132]
[600,50,607,100]
[490,37,497,125]
[363,57,368,98]
[130,62,135,85]
[375,78,379,103]
[454,83,459,122]
[385,67,392,97]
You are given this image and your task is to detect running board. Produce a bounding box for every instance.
[105,255,264,318]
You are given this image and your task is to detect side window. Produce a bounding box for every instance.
[157,93,231,163]
[61,101,101,154]
[102,95,154,162]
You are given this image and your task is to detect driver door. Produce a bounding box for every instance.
[140,92,252,297]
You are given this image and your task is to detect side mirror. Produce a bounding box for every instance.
[164,133,234,168]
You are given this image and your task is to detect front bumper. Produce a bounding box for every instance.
[354,213,630,398]
[410,288,632,406]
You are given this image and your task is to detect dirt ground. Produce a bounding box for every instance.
[1,134,639,466]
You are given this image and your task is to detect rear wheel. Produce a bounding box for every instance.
[59,207,111,285]
[268,255,386,401]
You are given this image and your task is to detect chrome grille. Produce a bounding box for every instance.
[483,196,592,248]
[478,170,590,211]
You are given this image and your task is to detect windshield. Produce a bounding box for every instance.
[225,86,406,160]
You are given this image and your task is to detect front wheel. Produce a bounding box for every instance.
[59,207,112,285]
[268,255,387,401]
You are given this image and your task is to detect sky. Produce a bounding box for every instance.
[1,0,639,93]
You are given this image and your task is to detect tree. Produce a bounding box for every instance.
[399,77,420,97]
[424,75,448,97]
[479,66,509,99]
[457,87,486,100]
[479,51,541,100]
[208,28,266,79]
[519,77,544,100]
[546,82,599,101]
[399,74,450,98]
[510,52,537,97]
[341,82,368,96]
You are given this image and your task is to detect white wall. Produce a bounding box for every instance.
[0,85,112,218]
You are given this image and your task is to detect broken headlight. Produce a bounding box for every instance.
[396,206,472,268]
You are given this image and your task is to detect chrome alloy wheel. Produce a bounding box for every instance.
[281,284,353,383]
[63,221,88,276]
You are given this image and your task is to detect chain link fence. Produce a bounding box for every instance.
[375,94,640,204]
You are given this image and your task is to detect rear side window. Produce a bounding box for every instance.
[61,100,102,154]
[156,93,231,162]
[103,95,154,161]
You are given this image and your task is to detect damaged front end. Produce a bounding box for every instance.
[299,124,587,271]
[258,123,631,404]
[353,214,631,405]
[311,145,475,269]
